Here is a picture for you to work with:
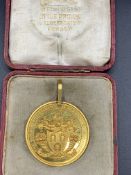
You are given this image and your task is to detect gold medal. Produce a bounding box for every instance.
[25,80,89,166]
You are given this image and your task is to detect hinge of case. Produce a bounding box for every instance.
[29,68,91,73]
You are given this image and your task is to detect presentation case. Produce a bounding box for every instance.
[0,0,117,175]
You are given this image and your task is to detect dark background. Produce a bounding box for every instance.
[0,0,131,174]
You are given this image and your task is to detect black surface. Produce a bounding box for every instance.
[0,0,131,174]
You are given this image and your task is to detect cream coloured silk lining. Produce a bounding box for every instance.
[9,0,111,66]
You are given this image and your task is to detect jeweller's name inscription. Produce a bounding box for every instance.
[40,0,81,32]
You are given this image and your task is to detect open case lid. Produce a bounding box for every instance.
[4,0,115,72]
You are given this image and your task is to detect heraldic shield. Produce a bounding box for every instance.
[36,113,80,160]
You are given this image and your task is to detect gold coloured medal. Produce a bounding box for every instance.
[25,80,89,166]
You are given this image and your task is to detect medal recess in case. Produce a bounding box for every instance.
[0,0,117,175]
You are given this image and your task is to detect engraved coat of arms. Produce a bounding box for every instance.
[35,114,80,159]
